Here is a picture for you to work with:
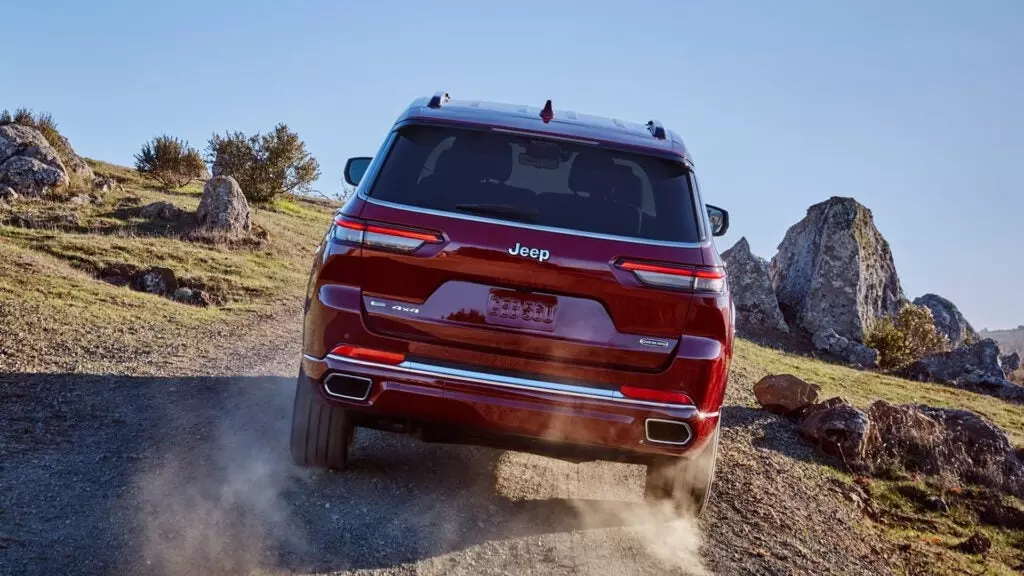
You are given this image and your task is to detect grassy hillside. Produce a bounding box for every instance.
[0,160,335,374]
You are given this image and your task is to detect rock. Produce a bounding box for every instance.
[722,237,789,334]
[172,287,212,307]
[0,186,16,202]
[0,124,65,171]
[866,401,945,473]
[68,193,92,207]
[136,267,178,295]
[912,294,976,348]
[753,374,819,415]
[771,197,904,342]
[799,397,872,460]
[139,201,183,220]
[952,532,991,555]
[93,177,122,193]
[902,339,1023,402]
[812,328,879,368]
[53,133,93,180]
[99,263,140,287]
[1001,352,1021,373]
[0,155,70,197]
[868,401,1024,493]
[196,176,250,234]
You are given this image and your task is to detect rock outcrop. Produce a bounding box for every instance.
[722,237,789,334]
[139,201,183,220]
[753,374,819,415]
[53,132,94,180]
[798,397,872,460]
[771,197,904,342]
[912,294,976,348]
[0,125,70,197]
[196,176,251,234]
[812,328,879,368]
[904,339,1024,402]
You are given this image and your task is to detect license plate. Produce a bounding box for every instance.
[486,289,556,332]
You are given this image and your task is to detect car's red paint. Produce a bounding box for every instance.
[300,96,733,462]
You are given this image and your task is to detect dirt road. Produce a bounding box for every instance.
[0,314,903,575]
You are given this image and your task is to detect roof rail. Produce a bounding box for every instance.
[428,91,450,109]
[646,120,666,140]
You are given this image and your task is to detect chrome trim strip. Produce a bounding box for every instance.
[323,373,373,401]
[304,353,699,412]
[644,418,693,446]
[357,193,711,249]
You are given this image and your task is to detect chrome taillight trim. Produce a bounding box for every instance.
[304,354,699,412]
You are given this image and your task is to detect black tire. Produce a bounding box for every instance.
[644,422,720,516]
[290,370,355,470]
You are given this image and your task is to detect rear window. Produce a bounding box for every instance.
[366,124,702,243]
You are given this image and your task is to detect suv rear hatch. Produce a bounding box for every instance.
[340,123,718,377]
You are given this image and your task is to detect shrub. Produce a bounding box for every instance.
[866,304,949,369]
[206,123,320,204]
[134,135,207,189]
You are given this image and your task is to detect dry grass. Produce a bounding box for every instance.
[0,160,333,375]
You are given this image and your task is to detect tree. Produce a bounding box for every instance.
[206,123,320,203]
[134,135,208,188]
[866,304,949,369]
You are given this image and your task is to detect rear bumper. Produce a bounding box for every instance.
[300,353,720,459]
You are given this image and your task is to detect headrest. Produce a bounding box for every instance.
[434,133,512,183]
[607,165,642,208]
[568,152,614,194]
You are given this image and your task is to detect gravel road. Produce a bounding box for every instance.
[0,314,904,575]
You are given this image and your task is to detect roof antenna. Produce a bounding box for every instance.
[539,100,554,123]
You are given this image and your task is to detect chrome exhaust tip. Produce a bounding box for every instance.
[324,373,373,401]
[644,419,693,446]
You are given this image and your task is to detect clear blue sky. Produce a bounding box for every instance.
[6,0,1023,329]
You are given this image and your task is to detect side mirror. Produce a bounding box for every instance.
[343,157,373,187]
[706,204,730,237]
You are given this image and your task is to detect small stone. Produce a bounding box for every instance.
[799,397,871,460]
[172,287,194,303]
[68,193,92,207]
[137,267,178,295]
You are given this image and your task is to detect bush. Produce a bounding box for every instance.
[206,124,320,204]
[866,304,949,369]
[134,135,207,189]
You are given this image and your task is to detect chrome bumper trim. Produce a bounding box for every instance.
[303,353,700,413]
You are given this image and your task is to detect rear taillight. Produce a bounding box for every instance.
[616,259,726,293]
[333,216,443,253]
[330,345,406,365]
[620,385,694,405]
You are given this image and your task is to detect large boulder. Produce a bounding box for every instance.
[904,339,1024,402]
[799,397,872,460]
[912,294,976,348]
[771,197,904,342]
[721,237,789,334]
[0,124,70,197]
[812,328,879,368]
[0,156,69,197]
[52,132,94,180]
[196,176,251,234]
[753,374,819,415]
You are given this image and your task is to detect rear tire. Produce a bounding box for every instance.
[290,370,355,470]
[644,422,720,516]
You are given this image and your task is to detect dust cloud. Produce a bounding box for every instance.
[128,377,306,575]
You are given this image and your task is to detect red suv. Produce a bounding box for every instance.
[293,93,733,514]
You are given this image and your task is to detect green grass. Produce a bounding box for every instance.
[736,339,1024,446]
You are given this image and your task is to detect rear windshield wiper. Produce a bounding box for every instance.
[455,203,539,223]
